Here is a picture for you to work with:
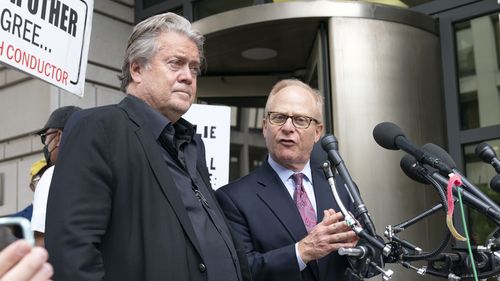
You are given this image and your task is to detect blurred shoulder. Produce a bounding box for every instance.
[217,164,267,196]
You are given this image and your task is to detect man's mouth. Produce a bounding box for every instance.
[279,139,295,146]
[173,90,191,97]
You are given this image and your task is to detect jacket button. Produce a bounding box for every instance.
[198,263,206,272]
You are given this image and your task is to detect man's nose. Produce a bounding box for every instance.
[281,117,295,131]
[178,64,194,84]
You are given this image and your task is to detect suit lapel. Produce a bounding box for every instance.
[195,141,212,194]
[255,162,309,243]
[258,161,343,281]
[312,166,341,218]
[118,97,203,258]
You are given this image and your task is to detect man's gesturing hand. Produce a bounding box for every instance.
[298,209,359,264]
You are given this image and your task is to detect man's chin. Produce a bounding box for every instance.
[175,104,192,115]
[275,153,298,164]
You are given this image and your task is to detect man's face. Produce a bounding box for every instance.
[263,86,324,171]
[42,128,62,165]
[29,173,42,192]
[130,31,200,122]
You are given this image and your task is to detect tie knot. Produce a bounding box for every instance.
[291,173,304,188]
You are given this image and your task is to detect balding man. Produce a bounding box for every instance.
[216,79,358,281]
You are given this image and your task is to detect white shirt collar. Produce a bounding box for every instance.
[267,155,312,184]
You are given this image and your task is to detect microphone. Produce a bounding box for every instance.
[322,135,395,258]
[400,154,500,224]
[373,122,452,175]
[321,161,390,256]
[475,142,500,174]
[400,154,429,185]
[339,245,369,258]
[321,135,376,235]
[422,143,500,214]
[491,175,500,193]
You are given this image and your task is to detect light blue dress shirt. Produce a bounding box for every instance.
[268,155,317,271]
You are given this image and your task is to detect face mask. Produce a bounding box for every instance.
[43,146,52,167]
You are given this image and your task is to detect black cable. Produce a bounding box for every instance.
[418,256,500,280]
[403,172,451,261]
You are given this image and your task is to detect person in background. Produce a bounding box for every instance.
[9,160,48,220]
[216,79,359,281]
[31,106,82,246]
[44,12,251,281]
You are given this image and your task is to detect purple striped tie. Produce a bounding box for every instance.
[292,173,317,232]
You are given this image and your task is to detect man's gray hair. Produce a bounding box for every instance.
[118,12,205,92]
[265,79,324,120]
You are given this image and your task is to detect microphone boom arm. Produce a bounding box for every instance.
[322,161,391,256]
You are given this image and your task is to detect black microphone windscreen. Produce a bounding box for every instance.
[400,154,430,185]
[475,142,497,164]
[491,175,500,193]
[321,134,338,151]
[421,143,457,169]
[372,122,405,150]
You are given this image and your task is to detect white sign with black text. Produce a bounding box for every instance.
[183,104,231,190]
[0,0,93,97]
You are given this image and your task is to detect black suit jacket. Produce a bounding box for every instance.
[216,159,354,281]
[45,96,251,281]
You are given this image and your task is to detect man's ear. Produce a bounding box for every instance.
[262,118,269,138]
[130,61,143,83]
[55,130,63,147]
[314,123,324,142]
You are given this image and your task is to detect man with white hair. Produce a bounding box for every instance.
[45,13,250,281]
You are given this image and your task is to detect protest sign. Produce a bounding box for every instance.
[0,0,93,96]
[184,104,231,190]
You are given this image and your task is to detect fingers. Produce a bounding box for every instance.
[28,262,53,281]
[1,246,52,281]
[313,219,357,244]
[298,227,359,263]
[0,240,31,276]
[320,230,358,252]
[347,234,360,245]
[321,210,344,225]
[325,230,358,245]
[329,241,359,251]
[321,220,351,236]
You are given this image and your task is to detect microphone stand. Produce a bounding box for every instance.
[322,161,390,255]
[324,147,378,237]
[384,167,500,279]
[322,163,500,280]
[322,161,393,280]
[321,126,500,279]
[383,204,500,280]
